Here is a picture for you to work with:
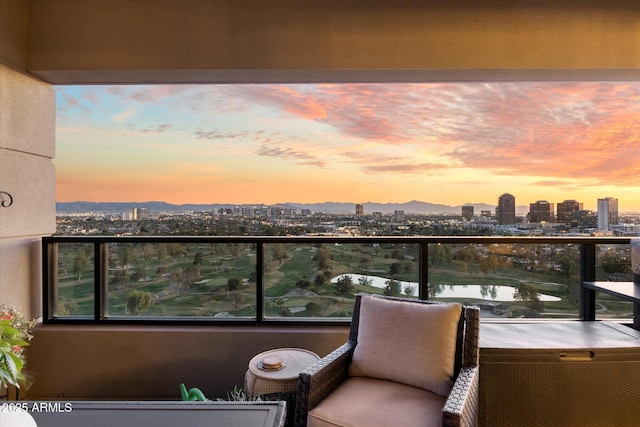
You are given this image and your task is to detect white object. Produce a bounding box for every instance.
[0,407,38,427]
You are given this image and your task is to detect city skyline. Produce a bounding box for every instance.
[55,82,640,211]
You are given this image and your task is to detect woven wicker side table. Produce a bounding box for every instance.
[245,348,320,399]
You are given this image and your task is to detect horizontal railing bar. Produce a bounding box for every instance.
[45,235,632,243]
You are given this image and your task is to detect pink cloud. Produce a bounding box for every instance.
[255,139,327,168]
[225,82,640,186]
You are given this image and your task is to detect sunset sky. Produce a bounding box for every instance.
[55,82,640,212]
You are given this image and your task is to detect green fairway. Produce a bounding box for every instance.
[54,241,634,320]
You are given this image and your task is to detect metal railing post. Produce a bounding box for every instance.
[579,242,597,321]
[42,237,56,321]
[256,242,264,324]
[94,242,103,322]
[420,241,429,299]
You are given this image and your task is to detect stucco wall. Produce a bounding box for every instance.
[25,325,349,399]
[0,62,55,317]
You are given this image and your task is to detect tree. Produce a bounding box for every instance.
[384,279,401,296]
[167,243,186,264]
[389,262,401,276]
[271,244,288,264]
[171,267,184,295]
[314,274,326,287]
[73,248,91,282]
[279,307,292,317]
[131,264,147,282]
[555,247,579,279]
[305,302,322,316]
[230,290,244,309]
[358,256,371,273]
[453,245,480,262]
[313,245,332,270]
[358,276,372,288]
[57,298,79,316]
[335,275,354,301]
[553,247,580,305]
[229,243,241,258]
[403,284,414,297]
[513,283,544,314]
[127,290,151,315]
[156,244,168,265]
[428,243,448,267]
[402,261,415,275]
[184,265,201,290]
[489,254,499,273]
[404,285,413,298]
[142,244,155,268]
[480,256,491,277]
[391,246,405,260]
[111,269,128,290]
[296,279,312,288]
[193,252,204,266]
[119,243,137,269]
[227,277,243,292]
[600,249,631,276]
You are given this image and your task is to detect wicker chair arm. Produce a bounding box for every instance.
[294,342,354,427]
[442,366,479,427]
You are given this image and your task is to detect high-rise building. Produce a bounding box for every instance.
[270,206,284,216]
[126,207,149,220]
[394,210,405,222]
[355,203,364,216]
[528,200,554,223]
[496,193,516,225]
[139,208,149,219]
[575,210,598,229]
[597,197,619,230]
[461,205,474,220]
[556,200,583,224]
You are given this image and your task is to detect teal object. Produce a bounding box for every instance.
[180,383,209,401]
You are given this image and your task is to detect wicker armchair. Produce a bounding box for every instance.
[295,294,480,427]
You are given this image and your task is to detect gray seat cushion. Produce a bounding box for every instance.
[307,377,446,427]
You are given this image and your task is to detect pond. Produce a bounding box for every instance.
[331,273,561,302]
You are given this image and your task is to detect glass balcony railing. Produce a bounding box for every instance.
[42,236,636,324]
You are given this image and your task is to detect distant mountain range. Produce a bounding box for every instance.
[56,200,531,215]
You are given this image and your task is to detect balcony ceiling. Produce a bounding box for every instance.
[3,0,640,85]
